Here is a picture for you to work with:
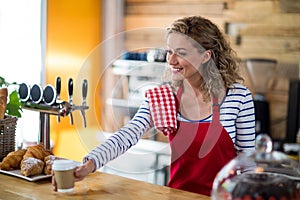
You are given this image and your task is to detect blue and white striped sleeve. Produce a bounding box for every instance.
[83,99,153,170]
[235,87,256,152]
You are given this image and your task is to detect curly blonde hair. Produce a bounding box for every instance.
[164,16,243,101]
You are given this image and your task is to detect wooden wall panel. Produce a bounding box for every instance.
[239,25,300,37]
[278,0,300,13]
[124,15,227,50]
[240,36,300,53]
[226,0,277,19]
[126,1,226,15]
[225,1,299,140]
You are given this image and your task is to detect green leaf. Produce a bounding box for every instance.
[0,76,6,87]
[6,90,22,117]
[0,76,16,87]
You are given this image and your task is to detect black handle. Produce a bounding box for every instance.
[56,77,61,94]
[68,78,73,96]
[82,79,88,99]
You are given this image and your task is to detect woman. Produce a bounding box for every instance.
[53,16,256,196]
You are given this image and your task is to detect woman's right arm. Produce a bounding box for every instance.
[53,99,153,190]
[82,99,153,171]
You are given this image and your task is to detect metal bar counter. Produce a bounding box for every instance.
[0,171,210,200]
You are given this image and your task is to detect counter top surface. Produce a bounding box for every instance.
[0,171,210,200]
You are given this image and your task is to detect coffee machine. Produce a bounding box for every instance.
[244,58,277,136]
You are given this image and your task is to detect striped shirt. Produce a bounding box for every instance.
[84,83,256,170]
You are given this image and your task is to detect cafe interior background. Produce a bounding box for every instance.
[0,0,299,185]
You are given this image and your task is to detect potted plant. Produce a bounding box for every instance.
[0,76,22,118]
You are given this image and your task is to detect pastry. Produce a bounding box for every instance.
[230,172,299,200]
[0,149,26,170]
[0,88,8,119]
[20,157,44,177]
[23,143,51,161]
[43,155,63,175]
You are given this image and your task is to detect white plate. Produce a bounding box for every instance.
[0,160,81,182]
[0,169,52,181]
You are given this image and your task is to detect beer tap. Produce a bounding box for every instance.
[56,77,61,122]
[80,79,88,127]
[21,78,89,150]
[68,78,74,125]
[68,80,89,127]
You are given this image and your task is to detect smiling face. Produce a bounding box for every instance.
[166,33,211,85]
[164,16,241,102]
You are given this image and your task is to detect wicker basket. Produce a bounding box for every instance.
[0,115,17,161]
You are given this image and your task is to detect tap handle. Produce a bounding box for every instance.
[56,77,61,95]
[56,77,62,122]
[68,78,73,97]
[82,79,88,99]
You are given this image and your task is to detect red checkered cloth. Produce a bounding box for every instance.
[145,84,177,135]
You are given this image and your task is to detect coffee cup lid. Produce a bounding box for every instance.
[52,160,77,171]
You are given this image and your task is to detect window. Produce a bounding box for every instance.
[0,0,46,147]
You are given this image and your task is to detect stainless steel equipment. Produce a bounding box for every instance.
[56,77,61,122]
[286,79,300,143]
[43,84,57,105]
[19,83,30,102]
[20,78,89,150]
[30,84,43,104]
[68,78,74,125]
[244,58,277,135]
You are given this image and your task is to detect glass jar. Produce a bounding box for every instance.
[212,134,300,200]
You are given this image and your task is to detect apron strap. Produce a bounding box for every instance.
[212,96,220,121]
[199,96,222,158]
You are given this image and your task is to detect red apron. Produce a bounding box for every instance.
[167,88,237,196]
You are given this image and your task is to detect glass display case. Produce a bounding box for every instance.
[212,134,300,200]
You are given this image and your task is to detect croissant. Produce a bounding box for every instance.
[23,143,51,161]
[0,149,27,170]
[20,157,44,176]
[44,155,62,175]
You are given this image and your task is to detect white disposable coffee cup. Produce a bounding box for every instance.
[52,160,77,193]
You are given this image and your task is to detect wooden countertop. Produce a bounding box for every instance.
[0,171,210,200]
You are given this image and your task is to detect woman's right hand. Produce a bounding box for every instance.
[74,159,96,182]
[52,159,96,192]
